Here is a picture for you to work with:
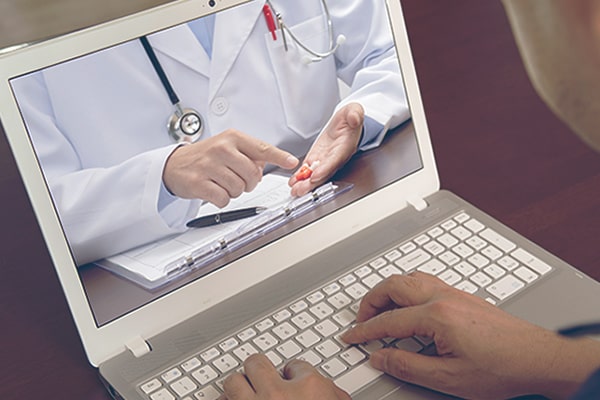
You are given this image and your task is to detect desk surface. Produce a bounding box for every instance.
[1,1,599,399]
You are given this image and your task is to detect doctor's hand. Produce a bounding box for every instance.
[219,354,350,400]
[163,129,298,207]
[341,272,600,400]
[289,103,364,197]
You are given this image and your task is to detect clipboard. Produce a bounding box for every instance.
[95,179,353,290]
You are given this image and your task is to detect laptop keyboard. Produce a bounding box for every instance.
[138,211,553,399]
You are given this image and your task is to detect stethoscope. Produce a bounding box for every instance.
[264,0,346,64]
[139,0,344,143]
[140,36,204,143]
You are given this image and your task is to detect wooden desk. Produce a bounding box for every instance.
[0,1,599,399]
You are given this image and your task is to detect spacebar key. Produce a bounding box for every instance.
[335,363,383,394]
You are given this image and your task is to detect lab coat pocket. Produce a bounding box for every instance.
[265,15,340,139]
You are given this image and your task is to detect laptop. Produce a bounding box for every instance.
[1,0,599,399]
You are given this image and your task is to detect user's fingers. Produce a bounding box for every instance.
[342,305,430,345]
[343,102,364,129]
[222,372,256,400]
[354,273,444,323]
[239,136,299,169]
[283,359,320,381]
[284,360,352,400]
[242,354,282,395]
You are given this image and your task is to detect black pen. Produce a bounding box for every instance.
[186,206,268,228]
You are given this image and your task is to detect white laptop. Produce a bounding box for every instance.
[1,1,599,399]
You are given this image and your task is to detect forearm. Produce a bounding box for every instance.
[501,0,600,152]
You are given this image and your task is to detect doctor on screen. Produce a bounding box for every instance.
[12,0,409,265]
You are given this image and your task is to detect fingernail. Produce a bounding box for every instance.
[287,155,299,166]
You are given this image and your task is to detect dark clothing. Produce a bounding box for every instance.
[571,368,600,399]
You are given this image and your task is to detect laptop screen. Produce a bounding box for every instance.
[4,0,422,329]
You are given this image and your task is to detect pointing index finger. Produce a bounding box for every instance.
[241,137,299,169]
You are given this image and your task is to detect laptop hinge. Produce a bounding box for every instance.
[407,196,428,212]
[125,336,151,358]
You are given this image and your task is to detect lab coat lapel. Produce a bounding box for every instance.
[149,25,211,78]
[209,1,264,101]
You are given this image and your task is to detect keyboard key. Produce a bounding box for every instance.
[335,363,383,394]
[309,302,335,319]
[354,265,372,278]
[466,235,487,250]
[255,318,275,332]
[470,271,492,287]
[414,234,430,245]
[307,291,325,304]
[298,350,322,366]
[273,309,292,323]
[191,365,218,386]
[514,266,539,283]
[453,243,475,258]
[450,226,472,241]
[237,327,257,342]
[213,354,239,374]
[321,358,348,378]
[385,249,403,262]
[272,322,298,341]
[296,329,321,348]
[141,378,162,394]
[486,275,525,300]
[232,344,259,363]
[254,333,278,351]
[454,212,470,223]
[339,274,357,287]
[454,261,476,277]
[289,300,308,314]
[484,264,506,279]
[455,280,478,294]
[291,311,316,330]
[194,386,220,400]
[378,264,402,278]
[328,292,353,309]
[438,269,461,286]
[200,348,220,363]
[464,218,485,233]
[467,254,490,269]
[182,357,203,372]
[323,282,342,296]
[170,377,197,397]
[480,228,516,253]
[439,251,460,266]
[423,240,445,256]
[482,245,503,261]
[345,283,369,300]
[394,249,431,272]
[417,259,446,276]
[427,226,444,238]
[265,350,283,367]
[277,340,302,358]
[339,347,366,366]
[437,233,459,248]
[219,337,238,352]
[315,339,342,358]
[441,220,458,230]
[497,256,519,271]
[512,248,552,275]
[362,273,383,288]
[370,257,388,269]
[314,320,339,338]
[399,241,418,253]
[161,368,182,383]
[150,388,175,400]
[332,309,355,327]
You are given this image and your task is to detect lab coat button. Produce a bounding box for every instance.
[211,97,229,115]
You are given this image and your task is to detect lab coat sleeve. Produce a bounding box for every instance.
[332,0,410,150]
[13,72,200,265]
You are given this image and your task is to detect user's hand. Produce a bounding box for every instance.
[163,129,298,207]
[342,272,600,400]
[219,354,350,400]
[289,103,364,196]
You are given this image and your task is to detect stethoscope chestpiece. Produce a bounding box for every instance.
[168,103,204,143]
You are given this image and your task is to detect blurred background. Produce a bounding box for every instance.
[0,0,173,50]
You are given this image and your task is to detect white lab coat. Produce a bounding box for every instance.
[11,0,409,264]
